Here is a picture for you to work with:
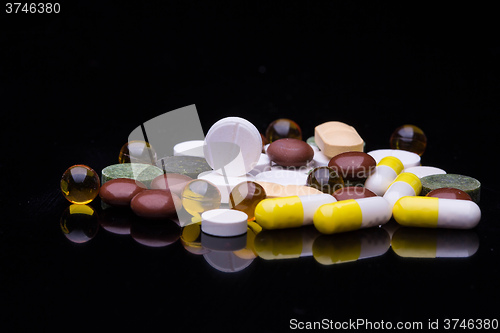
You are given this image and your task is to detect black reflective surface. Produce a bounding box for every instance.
[3,2,500,331]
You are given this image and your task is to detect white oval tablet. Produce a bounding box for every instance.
[255,169,308,186]
[173,140,205,158]
[204,117,262,177]
[367,149,421,169]
[404,166,446,178]
[201,209,248,237]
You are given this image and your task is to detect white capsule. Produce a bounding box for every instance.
[364,156,404,196]
[383,172,422,207]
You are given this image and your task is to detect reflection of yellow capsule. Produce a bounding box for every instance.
[255,194,336,230]
[181,222,210,255]
[313,197,392,234]
[253,226,320,260]
[393,196,481,229]
[391,228,479,258]
[313,228,390,265]
[233,221,263,260]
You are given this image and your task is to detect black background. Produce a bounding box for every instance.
[2,1,500,331]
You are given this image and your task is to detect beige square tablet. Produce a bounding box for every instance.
[314,121,364,158]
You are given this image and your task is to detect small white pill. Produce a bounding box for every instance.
[173,140,205,158]
[404,166,446,178]
[201,209,248,237]
[254,169,308,186]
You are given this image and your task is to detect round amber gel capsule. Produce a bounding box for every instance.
[229,181,267,221]
[390,124,427,156]
[118,140,157,164]
[60,164,100,204]
[265,118,302,143]
[306,166,344,194]
[181,179,221,221]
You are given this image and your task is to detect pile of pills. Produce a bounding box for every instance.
[60,117,482,251]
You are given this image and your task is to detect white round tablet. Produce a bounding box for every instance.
[204,117,262,177]
[367,149,421,169]
[173,140,205,158]
[404,166,446,178]
[248,153,272,176]
[201,209,248,237]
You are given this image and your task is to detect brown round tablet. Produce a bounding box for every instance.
[328,151,376,181]
[266,138,314,167]
[150,173,193,197]
[332,186,378,201]
[426,187,472,201]
[99,178,146,207]
[130,189,180,219]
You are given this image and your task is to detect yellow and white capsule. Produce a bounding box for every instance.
[392,196,481,229]
[364,156,404,196]
[255,194,336,230]
[383,172,421,207]
[313,196,392,234]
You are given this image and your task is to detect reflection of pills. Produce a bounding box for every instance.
[313,228,390,265]
[201,209,248,237]
[391,228,479,258]
[203,251,254,273]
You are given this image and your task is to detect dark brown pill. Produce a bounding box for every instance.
[99,178,146,207]
[328,151,376,181]
[150,173,193,197]
[130,189,180,219]
[333,186,378,201]
[426,187,472,201]
[266,138,314,167]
